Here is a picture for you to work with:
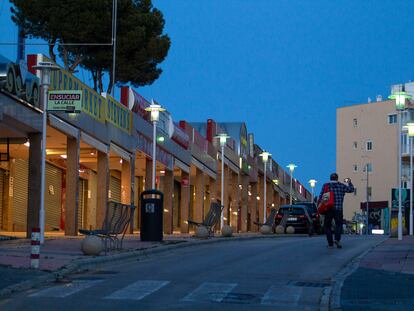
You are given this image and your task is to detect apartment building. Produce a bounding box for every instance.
[336,97,399,223]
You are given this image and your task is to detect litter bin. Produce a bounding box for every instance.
[140,190,164,241]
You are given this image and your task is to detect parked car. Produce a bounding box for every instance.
[274,205,314,235]
[294,201,323,234]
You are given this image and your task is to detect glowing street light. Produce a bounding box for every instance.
[389,85,411,240]
[260,151,271,222]
[308,179,317,203]
[145,101,165,189]
[32,62,60,244]
[215,133,230,228]
[287,163,297,204]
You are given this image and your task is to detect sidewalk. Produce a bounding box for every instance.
[340,236,414,311]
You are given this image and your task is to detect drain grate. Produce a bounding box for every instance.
[290,281,330,288]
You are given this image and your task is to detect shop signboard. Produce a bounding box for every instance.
[28,54,132,133]
[47,90,82,113]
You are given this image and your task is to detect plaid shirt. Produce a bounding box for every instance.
[318,181,354,211]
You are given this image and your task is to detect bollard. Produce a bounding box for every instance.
[30,227,40,269]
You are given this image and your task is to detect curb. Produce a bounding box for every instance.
[0,233,307,299]
[327,238,387,311]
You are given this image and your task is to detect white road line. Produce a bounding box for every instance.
[29,280,103,298]
[104,280,170,300]
[261,285,302,305]
[182,282,237,303]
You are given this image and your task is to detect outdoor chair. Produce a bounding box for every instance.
[254,208,278,231]
[79,201,135,252]
[187,202,222,236]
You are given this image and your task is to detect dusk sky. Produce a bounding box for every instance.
[2,1,414,193]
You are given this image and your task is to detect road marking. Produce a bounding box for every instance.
[104,280,170,300]
[30,280,103,298]
[261,285,302,305]
[182,282,237,303]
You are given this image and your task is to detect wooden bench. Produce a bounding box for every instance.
[187,202,222,236]
[79,201,135,251]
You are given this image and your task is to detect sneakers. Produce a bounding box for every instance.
[334,240,342,249]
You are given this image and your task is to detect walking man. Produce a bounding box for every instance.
[318,173,354,248]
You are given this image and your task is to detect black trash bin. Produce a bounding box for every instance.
[140,190,164,241]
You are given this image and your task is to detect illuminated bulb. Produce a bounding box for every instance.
[60,154,67,159]
[23,141,30,147]
[256,196,260,201]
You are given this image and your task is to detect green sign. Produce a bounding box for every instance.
[47,90,82,113]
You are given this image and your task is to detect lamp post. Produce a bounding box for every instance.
[32,62,59,244]
[407,122,414,236]
[145,101,165,190]
[308,179,317,203]
[216,133,230,228]
[389,85,411,240]
[287,163,297,204]
[259,151,271,222]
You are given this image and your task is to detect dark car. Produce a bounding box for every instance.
[294,201,323,234]
[274,205,314,235]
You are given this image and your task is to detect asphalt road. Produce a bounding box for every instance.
[0,235,384,311]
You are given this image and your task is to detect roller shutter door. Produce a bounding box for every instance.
[78,179,85,229]
[13,159,28,231]
[0,169,4,229]
[45,163,62,231]
[109,176,121,203]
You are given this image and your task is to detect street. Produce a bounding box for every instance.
[0,235,384,311]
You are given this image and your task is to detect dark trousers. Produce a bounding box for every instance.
[324,209,343,244]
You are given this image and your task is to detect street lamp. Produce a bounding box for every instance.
[145,100,165,190]
[287,163,297,204]
[308,179,317,203]
[32,62,60,244]
[215,133,230,228]
[406,122,414,236]
[389,85,411,240]
[259,151,271,222]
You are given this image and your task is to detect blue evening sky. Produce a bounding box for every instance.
[1,0,414,193]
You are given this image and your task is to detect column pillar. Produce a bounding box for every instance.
[258,175,264,224]
[180,171,190,233]
[230,172,240,229]
[121,155,134,233]
[249,182,258,231]
[96,150,109,227]
[27,133,42,238]
[240,174,249,232]
[145,158,153,190]
[266,180,272,218]
[163,169,174,234]
[194,168,204,223]
[65,136,80,236]
[223,166,230,226]
[209,176,218,204]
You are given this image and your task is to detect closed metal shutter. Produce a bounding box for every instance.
[78,179,85,229]
[45,163,62,231]
[109,176,121,203]
[13,159,28,230]
[0,169,4,229]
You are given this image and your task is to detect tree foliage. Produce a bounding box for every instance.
[10,0,170,93]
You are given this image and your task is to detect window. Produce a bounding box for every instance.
[388,114,397,124]
[353,142,358,150]
[366,140,373,151]
[354,188,357,196]
[364,163,372,173]
[353,164,358,172]
[353,118,358,127]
